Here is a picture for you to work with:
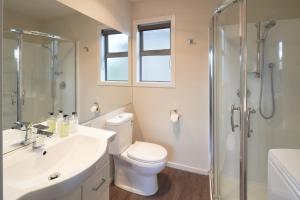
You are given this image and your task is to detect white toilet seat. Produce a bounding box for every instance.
[121,151,165,169]
[120,141,167,168]
[126,141,167,163]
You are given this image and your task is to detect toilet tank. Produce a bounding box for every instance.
[106,113,133,155]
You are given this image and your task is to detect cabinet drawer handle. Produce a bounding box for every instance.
[92,178,106,191]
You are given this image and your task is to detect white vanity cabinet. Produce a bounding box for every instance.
[82,162,110,200]
[62,151,110,200]
[61,187,82,200]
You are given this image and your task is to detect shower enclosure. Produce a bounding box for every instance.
[209,0,300,199]
[3,29,76,130]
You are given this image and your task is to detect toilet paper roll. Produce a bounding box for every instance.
[90,103,99,113]
[170,110,180,123]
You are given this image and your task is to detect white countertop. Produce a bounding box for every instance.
[3,125,115,200]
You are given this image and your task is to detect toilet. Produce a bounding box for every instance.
[106,113,167,196]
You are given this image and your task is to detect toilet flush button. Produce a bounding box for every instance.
[106,113,133,125]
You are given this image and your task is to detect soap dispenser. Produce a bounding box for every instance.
[56,110,63,135]
[47,112,56,133]
[70,112,78,133]
[60,115,70,138]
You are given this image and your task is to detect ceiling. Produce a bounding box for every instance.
[4,0,77,21]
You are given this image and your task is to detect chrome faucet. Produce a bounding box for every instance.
[12,121,32,145]
[12,122,53,148]
[32,129,53,149]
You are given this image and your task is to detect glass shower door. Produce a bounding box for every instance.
[246,0,300,199]
[21,34,53,123]
[21,37,76,122]
[211,2,241,199]
[53,40,76,115]
[3,32,19,129]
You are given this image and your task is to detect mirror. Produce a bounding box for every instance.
[3,0,132,153]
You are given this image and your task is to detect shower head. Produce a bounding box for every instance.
[261,20,276,40]
[264,20,276,29]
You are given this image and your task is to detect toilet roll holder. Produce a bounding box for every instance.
[170,109,181,119]
[90,102,100,113]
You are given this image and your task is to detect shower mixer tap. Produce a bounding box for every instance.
[236,88,251,98]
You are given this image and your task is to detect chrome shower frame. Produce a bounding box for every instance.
[209,0,248,199]
[4,28,76,122]
[16,33,22,122]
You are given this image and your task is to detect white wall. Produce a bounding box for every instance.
[131,0,221,174]
[55,0,131,33]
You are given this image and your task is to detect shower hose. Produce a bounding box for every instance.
[259,40,275,119]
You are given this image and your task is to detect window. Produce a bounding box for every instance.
[101,29,128,82]
[134,17,175,87]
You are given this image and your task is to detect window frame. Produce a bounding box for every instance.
[133,16,176,88]
[98,28,131,86]
[138,22,171,82]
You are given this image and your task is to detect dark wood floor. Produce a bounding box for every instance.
[110,167,210,200]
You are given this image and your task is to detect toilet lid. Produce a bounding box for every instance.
[127,141,167,163]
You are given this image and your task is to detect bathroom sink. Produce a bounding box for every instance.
[3,126,115,200]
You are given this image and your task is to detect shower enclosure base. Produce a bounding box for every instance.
[219,175,267,200]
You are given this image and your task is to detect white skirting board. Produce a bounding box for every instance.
[167,162,209,175]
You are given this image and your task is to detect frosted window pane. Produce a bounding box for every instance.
[141,56,171,82]
[107,57,128,81]
[143,28,170,50]
[108,34,128,52]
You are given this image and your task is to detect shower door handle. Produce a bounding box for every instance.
[247,107,256,137]
[231,104,240,132]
